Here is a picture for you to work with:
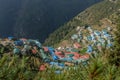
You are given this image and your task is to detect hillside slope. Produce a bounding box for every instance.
[44,0,120,46]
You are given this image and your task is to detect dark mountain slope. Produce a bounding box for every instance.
[0,0,23,36]
[0,0,102,42]
[44,0,120,46]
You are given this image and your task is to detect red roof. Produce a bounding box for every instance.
[65,52,72,54]
[32,49,37,54]
[72,52,81,57]
[55,51,62,55]
[55,51,65,58]
[43,47,49,52]
[79,54,90,59]
[73,42,81,49]
[39,65,46,71]
[72,56,79,60]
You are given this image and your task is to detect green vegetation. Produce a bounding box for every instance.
[0,0,120,80]
[44,20,84,47]
[80,48,87,54]
[44,0,120,46]
[108,13,120,66]
[0,49,120,80]
[1,17,120,79]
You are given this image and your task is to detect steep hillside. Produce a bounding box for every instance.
[0,0,102,42]
[44,0,120,46]
[0,1,120,79]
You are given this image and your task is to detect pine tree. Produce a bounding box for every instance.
[109,14,120,66]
